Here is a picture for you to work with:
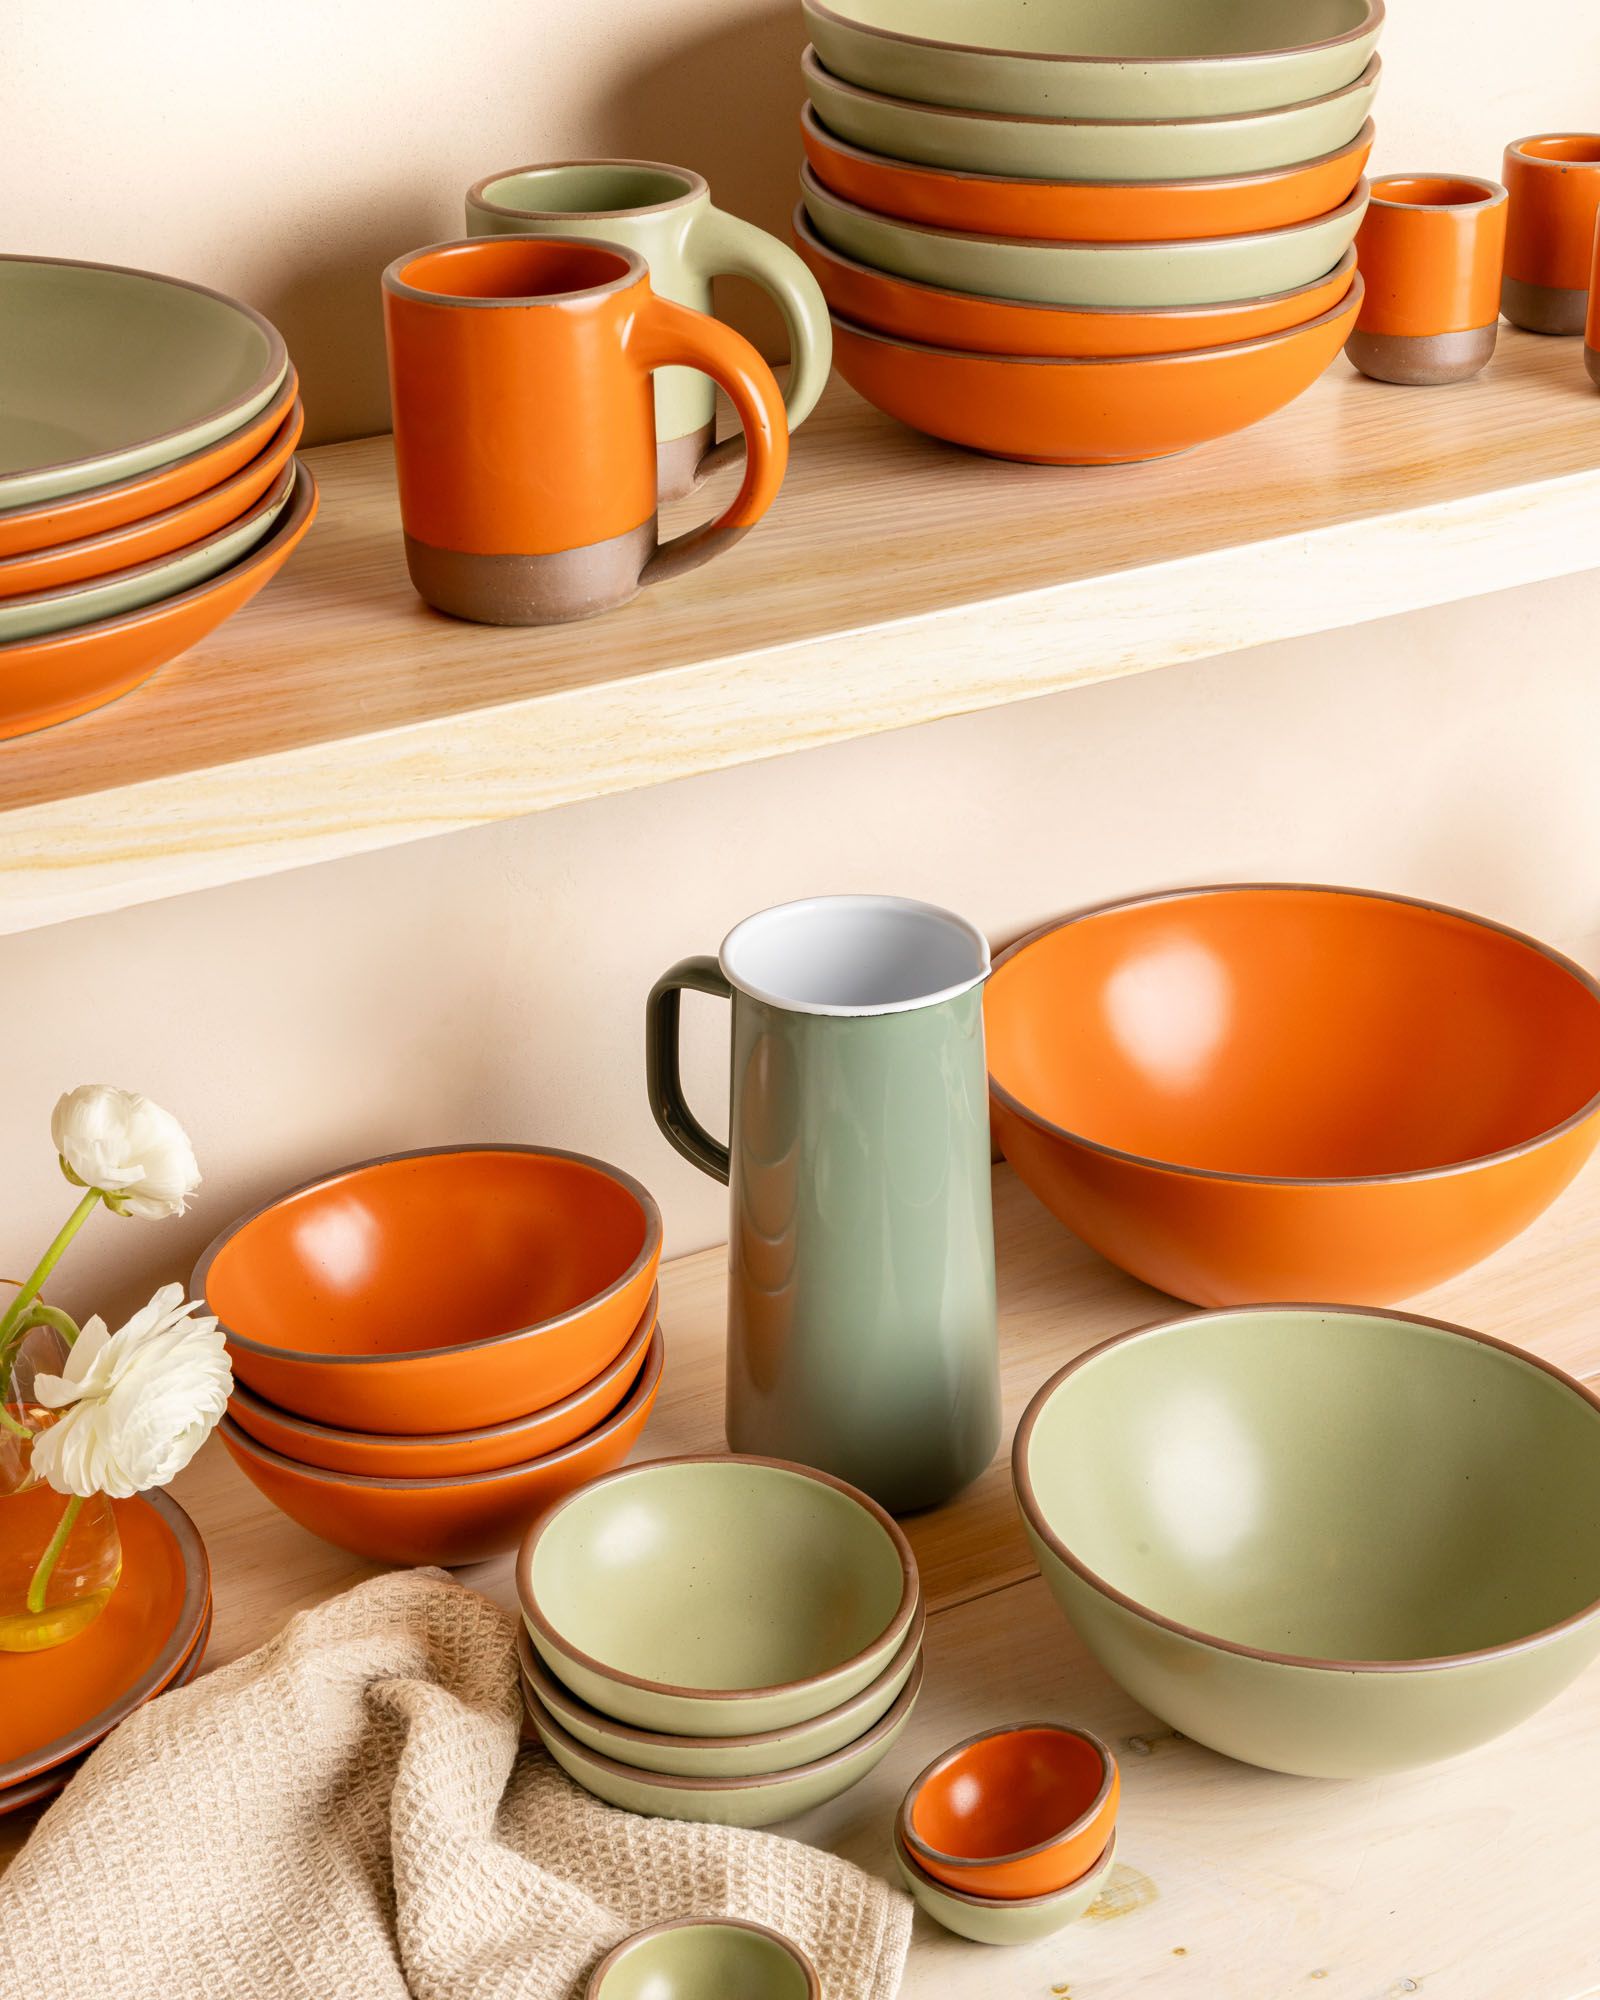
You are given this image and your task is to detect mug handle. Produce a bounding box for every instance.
[646,956,733,1184]
[625,293,788,589]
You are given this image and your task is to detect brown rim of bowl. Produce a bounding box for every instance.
[895,1824,1118,1909]
[524,1649,924,1792]
[899,1723,1116,1873]
[1506,133,1600,166]
[803,0,1384,73]
[217,1323,663,1490]
[1013,1302,1600,1676]
[515,1597,926,1751]
[193,1143,664,1368]
[227,1284,660,1454]
[0,1487,212,1789]
[382,237,646,309]
[467,158,708,223]
[585,1917,822,2000]
[517,1453,920,1706]
[988,881,1600,1187]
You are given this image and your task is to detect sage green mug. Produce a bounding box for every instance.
[467,159,831,502]
[647,895,1000,1513]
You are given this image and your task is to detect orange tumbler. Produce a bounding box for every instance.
[1502,134,1600,335]
[1348,174,1506,386]
[1586,215,1600,387]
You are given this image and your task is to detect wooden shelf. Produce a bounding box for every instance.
[2,328,1600,936]
[6,1161,1600,1997]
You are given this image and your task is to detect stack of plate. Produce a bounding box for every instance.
[0,256,319,739]
[796,0,1383,462]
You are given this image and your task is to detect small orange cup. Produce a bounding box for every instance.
[1348,174,1506,386]
[1586,216,1600,387]
[1502,134,1600,334]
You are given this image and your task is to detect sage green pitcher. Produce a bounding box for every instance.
[647,895,1000,1513]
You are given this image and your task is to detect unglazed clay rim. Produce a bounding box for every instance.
[1013,1303,1600,1675]
[895,1823,1117,1912]
[381,236,647,308]
[193,1144,664,1367]
[216,1324,663,1491]
[517,1453,920,1704]
[717,892,991,1017]
[1506,133,1600,169]
[523,1650,924,1793]
[1367,172,1506,212]
[987,881,1600,1185]
[467,158,708,223]
[900,1723,1116,1873]
[0,1488,212,1789]
[586,1917,822,1999]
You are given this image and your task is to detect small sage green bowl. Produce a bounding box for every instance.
[893,1826,1117,1944]
[586,1918,819,2000]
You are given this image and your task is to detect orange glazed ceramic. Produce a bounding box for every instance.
[382,237,786,624]
[801,106,1374,244]
[1586,218,1600,387]
[828,279,1360,465]
[216,1326,663,1566]
[901,1725,1119,1901]
[986,885,1600,1307]
[1348,175,1507,385]
[195,1144,664,1434]
[1502,135,1600,334]
[795,207,1356,358]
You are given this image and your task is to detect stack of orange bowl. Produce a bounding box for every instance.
[795,0,1384,463]
[0,254,318,739]
[194,1145,665,1566]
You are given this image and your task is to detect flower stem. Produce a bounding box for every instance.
[0,1190,101,1351]
[26,1494,84,1615]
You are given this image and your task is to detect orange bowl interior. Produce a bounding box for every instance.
[911,1728,1107,1861]
[987,889,1600,1179]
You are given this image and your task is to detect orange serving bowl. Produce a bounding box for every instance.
[794,206,1356,358]
[828,277,1361,465]
[195,1144,663,1434]
[217,1323,664,1565]
[801,106,1374,244]
[900,1724,1119,1901]
[227,1285,659,1476]
[986,885,1600,1307]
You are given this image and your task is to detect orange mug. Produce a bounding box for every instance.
[381,236,788,623]
[1502,134,1600,335]
[1587,216,1600,388]
[1347,174,1507,386]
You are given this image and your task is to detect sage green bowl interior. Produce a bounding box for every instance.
[893,1827,1117,1944]
[1015,1308,1600,1778]
[803,0,1383,120]
[517,1456,919,1735]
[803,47,1382,182]
[801,164,1367,308]
[0,257,288,510]
[586,1920,819,2000]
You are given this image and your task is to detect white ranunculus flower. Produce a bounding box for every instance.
[29,1284,232,1499]
[51,1085,201,1219]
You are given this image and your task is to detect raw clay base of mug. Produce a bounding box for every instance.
[404,520,656,625]
[1586,343,1600,389]
[1346,323,1498,386]
[1501,276,1588,335]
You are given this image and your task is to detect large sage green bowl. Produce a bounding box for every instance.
[517,1455,919,1735]
[524,1655,923,1826]
[586,1919,819,2000]
[1015,1308,1600,1779]
[893,1827,1117,1944]
[803,0,1383,120]
[801,163,1367,309]
[803,47,1382,183]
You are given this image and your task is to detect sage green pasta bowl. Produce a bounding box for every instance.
[586,1919,820,2000]
[893,1827,1117,1944]
[1014,1308,1600,1779]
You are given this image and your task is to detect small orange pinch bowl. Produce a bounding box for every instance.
[900,1723,1119,1901]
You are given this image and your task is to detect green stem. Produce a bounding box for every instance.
[26,1494,84,1615]
[0,1189,101,1352]
[0,1405,29,1439]
[13,1302,81,1348]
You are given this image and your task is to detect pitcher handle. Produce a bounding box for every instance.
[646,956,733,1184]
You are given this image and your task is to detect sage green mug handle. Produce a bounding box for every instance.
[646,956,734,1185]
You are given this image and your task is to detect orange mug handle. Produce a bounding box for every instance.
[624,292,789,587]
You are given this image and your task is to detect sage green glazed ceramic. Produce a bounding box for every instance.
[803,47,1383,182]
[893,1828,1117,1944]
[802,165,1368,309]
[647,895,999,1513]
[466,160,830,500]
[517,1455,919,1734]
[1015,1307,1600,1778]
[0,256,287,509]
[524,1655,923,1826]
[586,1919,820,2000]
[803,0,1383,120]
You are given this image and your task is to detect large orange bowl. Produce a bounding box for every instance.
[195,1144,663,1434]
[986,885,1600,1306]
[828,279,1360,465]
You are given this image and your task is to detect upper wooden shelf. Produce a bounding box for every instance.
[2,326,1599,936]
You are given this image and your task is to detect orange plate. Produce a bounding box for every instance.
[196,1144,665,1435]
[0,458,317,741]
[794,204,1356,357]
[827,277,1361,465]
[218,1325,665,1566]
[801,106,1374,244]
[0,1489,210,1788]
[985,884,1600,1306]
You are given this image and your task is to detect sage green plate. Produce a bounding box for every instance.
[586,1918,820,1999]
[893,1827,1117,1944]
[804,0,1383,120]
[1015,1307,1600,1779]
[0,257,287,510]
[801,164,1367,309]
[524,1654,923,1826]
[803,46,1383,183]
[517,1455,919,1736]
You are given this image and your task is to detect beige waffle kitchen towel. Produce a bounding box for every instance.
[0,1569,912,2000]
